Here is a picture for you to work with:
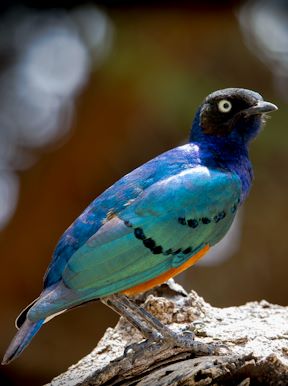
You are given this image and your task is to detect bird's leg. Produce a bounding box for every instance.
[116,294,192,345]
[102,294,164,358]
[101,295,162,343]
[102,294,214,356]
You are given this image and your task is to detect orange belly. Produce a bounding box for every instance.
[122,245,209,296]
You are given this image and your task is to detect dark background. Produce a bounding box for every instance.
[1,1,287,384]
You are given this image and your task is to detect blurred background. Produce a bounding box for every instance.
[0,0,287,384]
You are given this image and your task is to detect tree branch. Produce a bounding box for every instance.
[47,280,288,385]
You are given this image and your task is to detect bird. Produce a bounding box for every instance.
[2,88,277,365]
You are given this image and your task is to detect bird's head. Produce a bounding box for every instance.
[190,88,277,145]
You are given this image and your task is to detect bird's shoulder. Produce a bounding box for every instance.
[120,162,242,222]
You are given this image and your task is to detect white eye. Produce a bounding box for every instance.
[218,99,232,113]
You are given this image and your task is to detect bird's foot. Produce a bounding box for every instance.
[124,329,162,358]
[124,339,149,357]
[123,338,165,365]
[164,328,195,348]
[159,327,216,356]
[124,329,220,362]
[161,323,230,356]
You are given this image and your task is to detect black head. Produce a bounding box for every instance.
[191,88,277,144]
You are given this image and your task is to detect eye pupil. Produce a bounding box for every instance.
[218,99,232,113]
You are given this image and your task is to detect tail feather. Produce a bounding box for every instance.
[15,298,39,329]
[2,318,44,365]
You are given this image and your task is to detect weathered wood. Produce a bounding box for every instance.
[47,280,288,386]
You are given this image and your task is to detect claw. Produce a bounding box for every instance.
[124,340,147,357]
[210,342,230,355]
[124,339,164,365]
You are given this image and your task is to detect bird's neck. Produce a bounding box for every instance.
[189,112,255,201]
[195,137,253,202]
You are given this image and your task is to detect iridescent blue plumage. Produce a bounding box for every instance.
[2,88,277,365]
[44,145,203,287]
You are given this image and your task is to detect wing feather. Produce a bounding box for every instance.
[63,166,241,292]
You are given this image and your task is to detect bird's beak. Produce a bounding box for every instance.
[243,100,278,116]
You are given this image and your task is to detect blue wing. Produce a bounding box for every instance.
[28,163,241,321]
[43,144,202,287]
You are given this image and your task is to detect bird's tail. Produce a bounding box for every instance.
[2,318,44,365]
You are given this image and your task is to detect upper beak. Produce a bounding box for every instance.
[243,100,278,116]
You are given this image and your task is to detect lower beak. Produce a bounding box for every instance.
[243,100,278,116]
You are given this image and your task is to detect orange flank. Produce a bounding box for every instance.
[122,245,210,296]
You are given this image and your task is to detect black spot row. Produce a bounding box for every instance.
[178,210,229,228]
[152,246,163,254]
[134,227,163,254]
[164,246,192,256]
[213,211,226,223]
[143,238,155,249]
[178,217,186,225]
[231,199,240,214]
[134,227,145,240]
[178,217,198,228]
[188,219,198,228]
[133,227,192,257]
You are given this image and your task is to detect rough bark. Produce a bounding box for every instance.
[47,280,288,386]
